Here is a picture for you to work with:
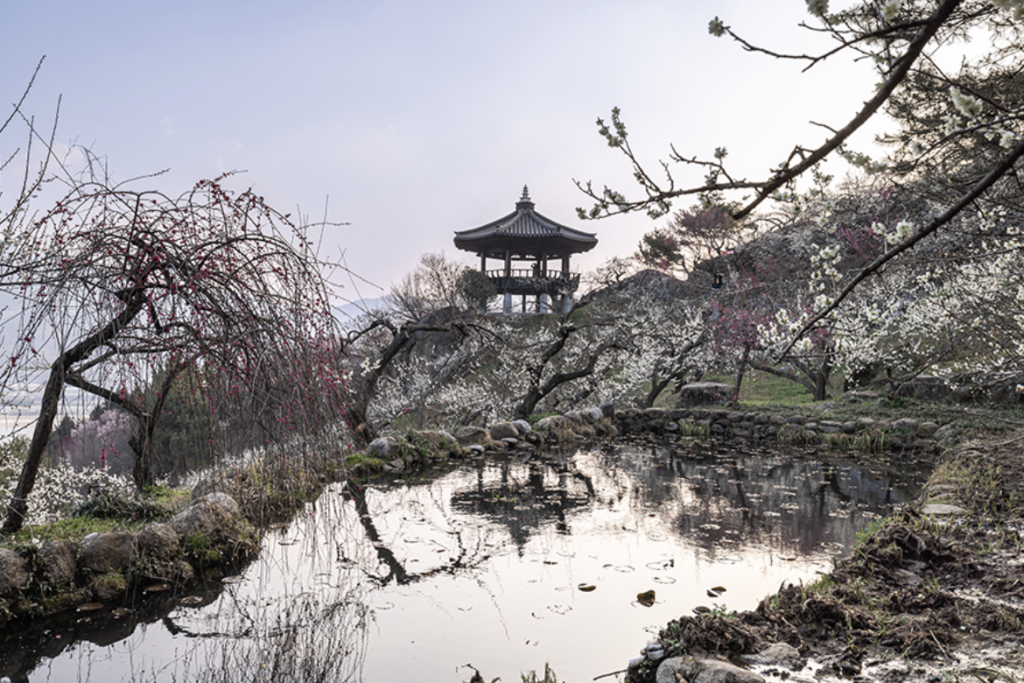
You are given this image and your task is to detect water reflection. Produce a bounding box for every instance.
[4,442,927,683]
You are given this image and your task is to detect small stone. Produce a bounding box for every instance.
[922,503,966,515]
[892,418,919,433]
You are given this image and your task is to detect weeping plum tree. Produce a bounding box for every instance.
[2,174,339,533]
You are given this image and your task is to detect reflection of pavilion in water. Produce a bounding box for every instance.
[449,453,598,554]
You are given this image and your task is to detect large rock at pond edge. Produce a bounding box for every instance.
[169,493,240,541]
[410,430,458,451]
[454,426,490,444]
[137,523,180,562]
[39,541,77,586]
[657,656,764,683]
[533,415,575,434]
[368,436,402,459]
[81,531,137,573]
[488,422,519,440]
[0,548,30,593]
[512,419,532,435]
[677,382,734,407]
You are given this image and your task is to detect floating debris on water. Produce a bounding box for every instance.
[76,602,105,612]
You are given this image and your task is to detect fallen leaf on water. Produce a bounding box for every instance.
[637,590,656,607]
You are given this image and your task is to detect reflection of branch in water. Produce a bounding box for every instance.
[343,479,491,587]
[345,480,415,585]
[814,464,853,505]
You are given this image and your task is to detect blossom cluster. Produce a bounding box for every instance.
[871,219,915,246]
[1,439,134,527]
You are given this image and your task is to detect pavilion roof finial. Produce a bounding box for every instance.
[517,185,534,210]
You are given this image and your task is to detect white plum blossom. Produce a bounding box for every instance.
[881,0,901,21]
[950,86,983,118]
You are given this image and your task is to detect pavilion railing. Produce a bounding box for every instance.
[484,269,581,294]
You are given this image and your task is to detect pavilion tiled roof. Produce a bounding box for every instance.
[453,187,597,258]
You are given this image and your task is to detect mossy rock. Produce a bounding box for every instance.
[91,571,128,602]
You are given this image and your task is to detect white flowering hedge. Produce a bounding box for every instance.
[0,439,135,527]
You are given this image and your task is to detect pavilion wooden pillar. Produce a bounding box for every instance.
[503,250,512,314]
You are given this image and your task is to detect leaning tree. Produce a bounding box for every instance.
[2,174,340,533]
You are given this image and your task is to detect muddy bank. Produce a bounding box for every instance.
[626,434,1024,683]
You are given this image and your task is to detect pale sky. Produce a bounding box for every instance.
[1,0,884,305]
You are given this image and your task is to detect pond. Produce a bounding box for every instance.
[2,440,930,683]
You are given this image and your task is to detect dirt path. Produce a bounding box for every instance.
[629,435,1024,683]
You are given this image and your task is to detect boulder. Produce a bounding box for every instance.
[410,430,459,451]
[818,420,843,434]
[739,642,805,670]
[454,425,490,444]
[0,548,30,593]
[488,422,519,440]
[90,572,127,602]
[169,493,240,541]
[39,541,77,586]
[533,415,575,434]
[657,656,764,683]
[368,436,402,459]
[676,382,734,407]
[80,532,137,574]
[512,419,532,435]
[894,375,951,401]
[643,407,668,420]
[137,523,180,562]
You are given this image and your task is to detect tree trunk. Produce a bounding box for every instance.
[3,296,145,533]
[642,372,672,409]
[732,343,751,407]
